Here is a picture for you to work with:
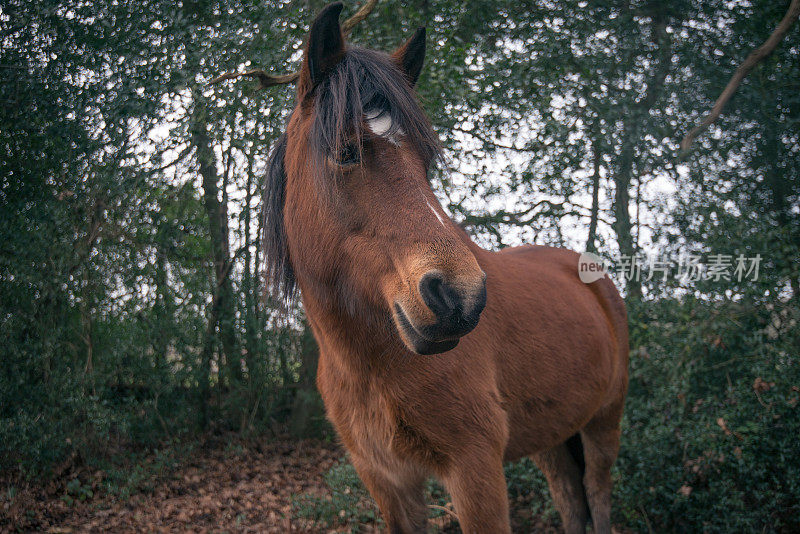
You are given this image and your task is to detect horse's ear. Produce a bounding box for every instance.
[392,27,426,87]
[299,2,345,96]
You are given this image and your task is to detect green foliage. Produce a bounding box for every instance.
[99,445,187,499]
[0,0,315,479]
[62,478,93,506]
[293,456,558,531]
[616,298,800,532]
[504,458,557,528]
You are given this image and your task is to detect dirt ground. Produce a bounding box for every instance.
[1,439,563,533]
[1,440,350,533]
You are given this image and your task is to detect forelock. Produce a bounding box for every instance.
[308,47,441,171]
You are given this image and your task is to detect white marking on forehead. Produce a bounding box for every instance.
[365,109,403,145]
[425,198,447,228]
[417,187,447,228]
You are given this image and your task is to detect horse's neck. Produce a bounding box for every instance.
[300,281,400,375]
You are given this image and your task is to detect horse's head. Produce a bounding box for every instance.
[264,2,486,355]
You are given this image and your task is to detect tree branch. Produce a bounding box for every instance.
[340,0,379,34]
[208,69,299,89]
[680,0,800,155]
[209,0,379,89]
[452,125,539,152]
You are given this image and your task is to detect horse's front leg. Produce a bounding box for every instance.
[350,454,428,534]
[441,446,511,534]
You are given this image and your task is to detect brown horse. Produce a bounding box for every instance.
[262,3,628,533]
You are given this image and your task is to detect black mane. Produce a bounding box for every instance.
[262,46,442,304]
[262,132,293,304]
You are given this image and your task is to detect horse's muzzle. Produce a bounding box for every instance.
[394,271,487,355]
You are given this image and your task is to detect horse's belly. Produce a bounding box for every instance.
[503,406,588,461]
[499,352,615,461]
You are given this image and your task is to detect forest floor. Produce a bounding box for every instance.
[0,438,560,533]
[1,439,347,533]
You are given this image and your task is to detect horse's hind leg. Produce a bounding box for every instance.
[531,443,589,534]
[579,404,623,534]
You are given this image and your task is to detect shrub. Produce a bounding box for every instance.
[616,298,800,532]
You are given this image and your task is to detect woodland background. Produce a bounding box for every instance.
[1,0,799,531]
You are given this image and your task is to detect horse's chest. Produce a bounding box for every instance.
[318,365,399,463]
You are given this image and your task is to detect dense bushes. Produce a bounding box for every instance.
[0,306,318,478]
[617,298,800,532]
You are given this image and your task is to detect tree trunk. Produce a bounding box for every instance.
[760,98,800,300]
[190,98,241,386]
[153,248,170,372]
[614,124,640,298]
[198,285,218,430]
[613,12,672,298]
[586,134,602,253]
[289,319,320,437]
[242,149,256,378]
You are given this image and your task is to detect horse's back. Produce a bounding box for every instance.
[499,244,627,343]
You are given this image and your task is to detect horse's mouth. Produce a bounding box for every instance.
[393,303,460,355]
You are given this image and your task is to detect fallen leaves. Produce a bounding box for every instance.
[2,439,628,533]
[1,440,341,533]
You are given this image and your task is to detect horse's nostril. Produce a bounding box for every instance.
[419,271,459,317]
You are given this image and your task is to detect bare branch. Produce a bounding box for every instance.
[208,69,299,89]
[680,0,800,155]
[452,125,539,152]
[341,0,378,35]
[209,0,379,90]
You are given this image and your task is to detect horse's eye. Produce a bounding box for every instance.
[336,143,361,166]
